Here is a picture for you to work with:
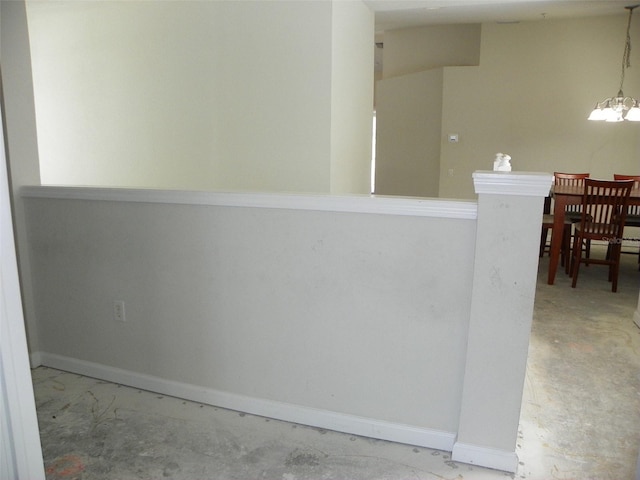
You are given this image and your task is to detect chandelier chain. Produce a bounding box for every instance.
[620,6,637,93]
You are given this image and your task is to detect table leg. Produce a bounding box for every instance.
[547,195,568,285]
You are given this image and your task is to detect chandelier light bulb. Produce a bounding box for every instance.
[625,100,640,121]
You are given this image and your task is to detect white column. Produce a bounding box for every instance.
[452,171,552,472]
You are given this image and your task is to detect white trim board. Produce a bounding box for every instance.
[35,352,457,452]
[452,442,519,473]
[21,185,478,219]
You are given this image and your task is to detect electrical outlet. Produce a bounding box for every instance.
[113,300,126,322]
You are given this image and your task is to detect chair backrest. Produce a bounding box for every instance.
[614,174,640,215]
[554,172,590,186]
[579,179,634,238]
[554,172,590,213]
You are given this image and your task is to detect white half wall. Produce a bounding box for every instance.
[24,188,477,437]
[22,171,551,472]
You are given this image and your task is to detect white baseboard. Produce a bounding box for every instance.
[451,441,519,473]
[37,353,456,452]
[29,351,42,368]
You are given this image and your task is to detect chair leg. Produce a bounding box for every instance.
[611,243,622,293]
[563,226,571,275]
[571,237,583,288]
[539,227,548,258]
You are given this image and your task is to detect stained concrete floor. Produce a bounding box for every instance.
[33,244,640,480]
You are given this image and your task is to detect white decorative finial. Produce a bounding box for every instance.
[493,153,512,172]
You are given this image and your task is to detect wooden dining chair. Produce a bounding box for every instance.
[539,172,590,271]
[570,179,634,292]
[554,172,590,222]
[540,196,572,273]
[554,172,591,261]
[613,174,640,268]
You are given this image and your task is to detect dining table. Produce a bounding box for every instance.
[547,183,640,285]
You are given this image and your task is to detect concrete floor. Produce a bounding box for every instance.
[33,245,640,480]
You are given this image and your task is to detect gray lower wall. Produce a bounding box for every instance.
[24,191,476,435]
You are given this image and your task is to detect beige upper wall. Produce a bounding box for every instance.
[382,24,481,78]
[330,0,375,195]
[375,69,443,197]
[26,0,373,194]
[439,15,640,198]
[374,23,481,197]
[376,15,639,200]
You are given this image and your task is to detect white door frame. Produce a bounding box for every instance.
[0,96,45,479]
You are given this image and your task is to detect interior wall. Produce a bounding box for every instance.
[440,15,640,199]
[329,0,375,194]
[382,24,481,78]
[374,24,480,197]
[376,16,640,200]
[375,69,443,197]
[25,0,373,194]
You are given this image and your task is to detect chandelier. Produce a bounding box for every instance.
[588,5,640,122]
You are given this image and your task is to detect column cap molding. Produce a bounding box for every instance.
[473,171,553,197]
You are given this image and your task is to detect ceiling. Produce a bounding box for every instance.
[365,1,637,32]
